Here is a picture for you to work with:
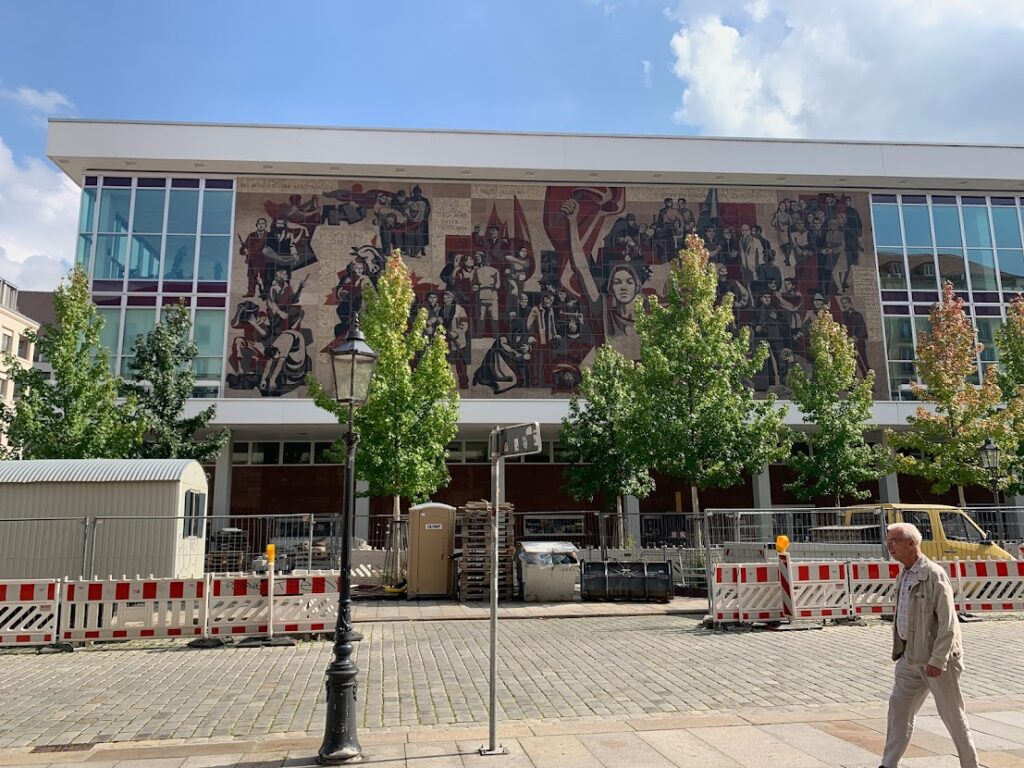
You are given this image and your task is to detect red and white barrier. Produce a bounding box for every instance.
[272,573,339,634]
[737,563,785,622]
[711,564,742,623]
[848,561,901,617]
[0,580,59,646]
[947,559,1024,614]
[60,578,205,641]
[206,575,271,637]
[779,554,851,620]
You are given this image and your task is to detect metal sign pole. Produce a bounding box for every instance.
[481,427,507,756]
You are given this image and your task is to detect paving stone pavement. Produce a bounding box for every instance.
[0,614,1022,754]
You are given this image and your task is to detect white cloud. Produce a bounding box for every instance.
[642,59,653,89]
[668,1,1024,141]
[0,137,77,291]
[1,86,74,115]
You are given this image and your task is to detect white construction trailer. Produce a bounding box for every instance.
[0,459,209,579]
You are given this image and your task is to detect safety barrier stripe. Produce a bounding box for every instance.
[0,580,61,647]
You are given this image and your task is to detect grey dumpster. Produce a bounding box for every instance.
[581,560,673,602]
[517,541,579,602]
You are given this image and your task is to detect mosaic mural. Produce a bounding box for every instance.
[227,180,886,399]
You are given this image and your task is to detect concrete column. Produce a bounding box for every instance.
[624,495,641,545]
[210,435,232,530]
[751,465,774,541]
[354,479,370,542]
[878,473,900,503]
[752,465,772,509]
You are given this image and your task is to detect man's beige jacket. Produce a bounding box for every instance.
[891,556,963,670]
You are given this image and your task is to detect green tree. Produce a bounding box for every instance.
[992,296,1024,495]
[124,303,229,462]
[562,344,655,546]
[308,253,459,522]
[785,311,885,506]
[633,234,788,534]
[887,282,1005,505]
[0,268,143,459]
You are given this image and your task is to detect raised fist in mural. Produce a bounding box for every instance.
[560,199,579,218]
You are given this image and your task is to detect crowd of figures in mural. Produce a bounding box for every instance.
[225,182,879,398]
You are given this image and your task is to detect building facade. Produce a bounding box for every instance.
[0,279,40,451]
[45,121,1024,545]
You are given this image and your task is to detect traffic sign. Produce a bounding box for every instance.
[489,422,542,458]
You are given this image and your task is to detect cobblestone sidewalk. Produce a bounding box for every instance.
[0,614,1022,752]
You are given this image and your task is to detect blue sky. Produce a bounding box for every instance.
[2,0,1024,289]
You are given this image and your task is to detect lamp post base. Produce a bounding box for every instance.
[318,649,362,764]
[478,745,507,756]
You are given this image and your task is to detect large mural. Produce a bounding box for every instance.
[227,180,886,399]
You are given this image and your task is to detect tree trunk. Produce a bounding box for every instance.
[957,484,966,508]
[616,495,626,549]
[393,494,403,581]
[690,485,703,550]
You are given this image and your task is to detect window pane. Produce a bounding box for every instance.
[998,249,1024,293]
[968,248,998,291]
[97,308,121,361]
[283,442,312,464]
[902,206,932,247]
[976,317,1001,361]
[98,189,131,233]
[962,206,992,248]
[991,207,1022,249]
[129,234,163,280]
[931,206,962,248]
[193,357,222,378]
[888,361,916,400]
[232,442,249,464]
[164,235,195,280]
[79,188,97,232]
[194,309,225,357]
[936,248,967,291]
[201,190,233,235]
[76,234,92,272]
[871,204,902,246]
[884,317,914,360]
[905,248,937,290]
[167,189,199,233]
[197,235,229,281]
[314,441,337,464]
[132,189,166,234]
[121,308,156,357]
[876,249,907,290]
[94,235,127,280]
[251,442,280,464]
[463,441,488,462]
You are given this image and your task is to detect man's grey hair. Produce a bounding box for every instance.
[887,522,923,546]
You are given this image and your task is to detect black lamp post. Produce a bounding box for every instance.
[319,316,378,764]
[978,435,1001,507]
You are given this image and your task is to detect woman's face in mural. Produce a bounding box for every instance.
[610,267,639,306]
[352,259,365,276]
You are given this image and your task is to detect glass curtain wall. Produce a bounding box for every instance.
[871,193,1024,399]
[76,176,234,396]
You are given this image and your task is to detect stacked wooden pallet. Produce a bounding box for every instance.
[458,501,515,602]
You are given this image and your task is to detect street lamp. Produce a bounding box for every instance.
[319,315,378,764]
[978,435,1001,506]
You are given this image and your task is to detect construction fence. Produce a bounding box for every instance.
[711,548,1024,626]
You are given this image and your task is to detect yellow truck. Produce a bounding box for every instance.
[843,504,1015,561]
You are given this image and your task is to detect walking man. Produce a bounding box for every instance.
[880,523,978,768]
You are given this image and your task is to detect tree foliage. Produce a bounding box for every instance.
[887,282,1005,504]
[561,344,655,510]
[0,268,143,459]
[308,253,459,506]
[993,296,1024,495]
[124,302,229,462]
[632,234,789,511]
[785,311,885,506]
